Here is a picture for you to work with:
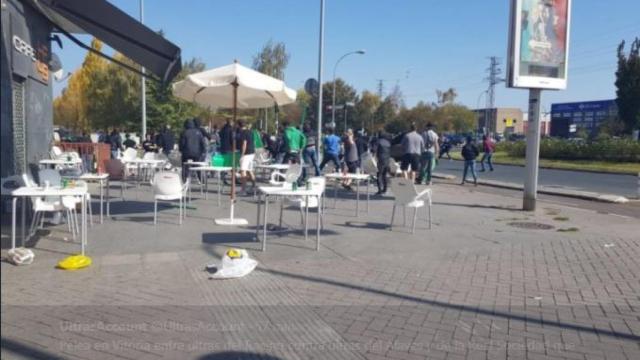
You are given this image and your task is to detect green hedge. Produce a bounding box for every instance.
[495,138,640,162]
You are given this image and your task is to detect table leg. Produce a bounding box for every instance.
[11,197,18,250]
[100,179,104,224]
[304,195,309,240]
[217,171,222,207]
[106,178,111,217]
[204,171,209,200]
[316,194,321,251]
[188,170,192,204]
[81,194,86,255]
[356,179,360,216]
[262,195,269,252]
[366,178,370,213]
[21,197,26,247]
[255,192,262,241]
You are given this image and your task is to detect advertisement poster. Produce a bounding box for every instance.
[508,0,571,89]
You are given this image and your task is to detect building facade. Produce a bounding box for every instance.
[1,0,182,179]
[1,0,54,178]
[550,100,617,138]
[473,108,524,136]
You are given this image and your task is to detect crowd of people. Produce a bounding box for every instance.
[97,118,496,195]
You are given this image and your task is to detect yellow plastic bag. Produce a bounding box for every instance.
[57,255,92,270]
[226,248,243,259]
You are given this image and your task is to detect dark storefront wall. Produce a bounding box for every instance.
[1,0,53,178]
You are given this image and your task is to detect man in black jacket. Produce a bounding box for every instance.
[219,119,234,154]
[460,136,480,186]
[179,119,206,181]
[373,131,392,195]
[158,125,175,155]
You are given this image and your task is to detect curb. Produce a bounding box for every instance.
[446,158,639,176]
[432,173,630,204]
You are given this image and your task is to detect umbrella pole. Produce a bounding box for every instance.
[215,80,248,226]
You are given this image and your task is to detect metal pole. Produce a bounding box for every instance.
[316,0,325,155]
[343,106,347,133]
[523,88,542,211]
[139,0,146,139]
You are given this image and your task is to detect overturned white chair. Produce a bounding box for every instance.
[389,178,432,233]
[151,172,189,225]
[269,164,302,187]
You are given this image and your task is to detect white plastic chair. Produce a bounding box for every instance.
[281,177,326,229]
[389,178,432,233]
[389,158,402,176]
[121,148,139,177]
[39,169,92,227]
[269,164,302,187]
[25,171,77,238]
[50,146,63,159]
[151,172,189,225]
[360,152,378,176]
[105,159,131,199]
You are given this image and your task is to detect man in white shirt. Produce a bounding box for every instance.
[419,123,439,185]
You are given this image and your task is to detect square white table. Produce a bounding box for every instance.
[10,186,89,255]
[256,186,323,252]
[324,173,371,216]
[122,158,166,185]
[39,158,83,169]
[187,166,233,206]
[62,173,110,223]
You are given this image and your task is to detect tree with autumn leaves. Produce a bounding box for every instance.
[54,38,213,133]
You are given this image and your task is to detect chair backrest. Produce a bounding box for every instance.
[105,159,125,180]
[152,172,183,196]
[122,148,138,161]
[50,146,63,159]
[255,149,271,164]
[284,164,302,184]
[390,178,419,206]
[389,158,401,175]
[143,152,157,160]
[307,176,326,194]
[38,169,62,187]
[22,172,37,188]
[360,152,377,175]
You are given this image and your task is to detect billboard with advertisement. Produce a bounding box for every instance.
[507,0,571,89]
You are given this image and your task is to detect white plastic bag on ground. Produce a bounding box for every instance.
[7,248,34,266]
[208,249,258,280]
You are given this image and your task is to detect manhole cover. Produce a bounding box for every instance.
[508,222,554,230]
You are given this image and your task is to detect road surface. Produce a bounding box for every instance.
[434,158,638,198]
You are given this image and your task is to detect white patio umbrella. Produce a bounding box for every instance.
[173,61,297,225]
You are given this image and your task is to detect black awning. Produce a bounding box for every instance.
[29,0,182,83]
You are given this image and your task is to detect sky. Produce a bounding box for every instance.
[52,0,640,113]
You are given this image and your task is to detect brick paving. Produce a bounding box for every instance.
[1,179,639,359]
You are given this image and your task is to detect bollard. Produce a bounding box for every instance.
[638,172,640,200]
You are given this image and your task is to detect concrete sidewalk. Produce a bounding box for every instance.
[2,180,639,359]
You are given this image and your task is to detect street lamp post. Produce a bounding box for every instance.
[139,0,146,139]
[344,101,354,133]
[316,0,325,157]
[331,50,365,128]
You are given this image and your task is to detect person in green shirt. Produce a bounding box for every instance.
[282,121,306,164]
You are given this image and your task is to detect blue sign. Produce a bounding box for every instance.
[551,100,616,113]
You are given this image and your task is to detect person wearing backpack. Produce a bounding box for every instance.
[419,122,439,185]
[460,136,480,186]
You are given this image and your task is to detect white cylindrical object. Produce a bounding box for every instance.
[523,88,542,211]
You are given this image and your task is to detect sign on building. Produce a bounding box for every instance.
[507,0,572,90]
